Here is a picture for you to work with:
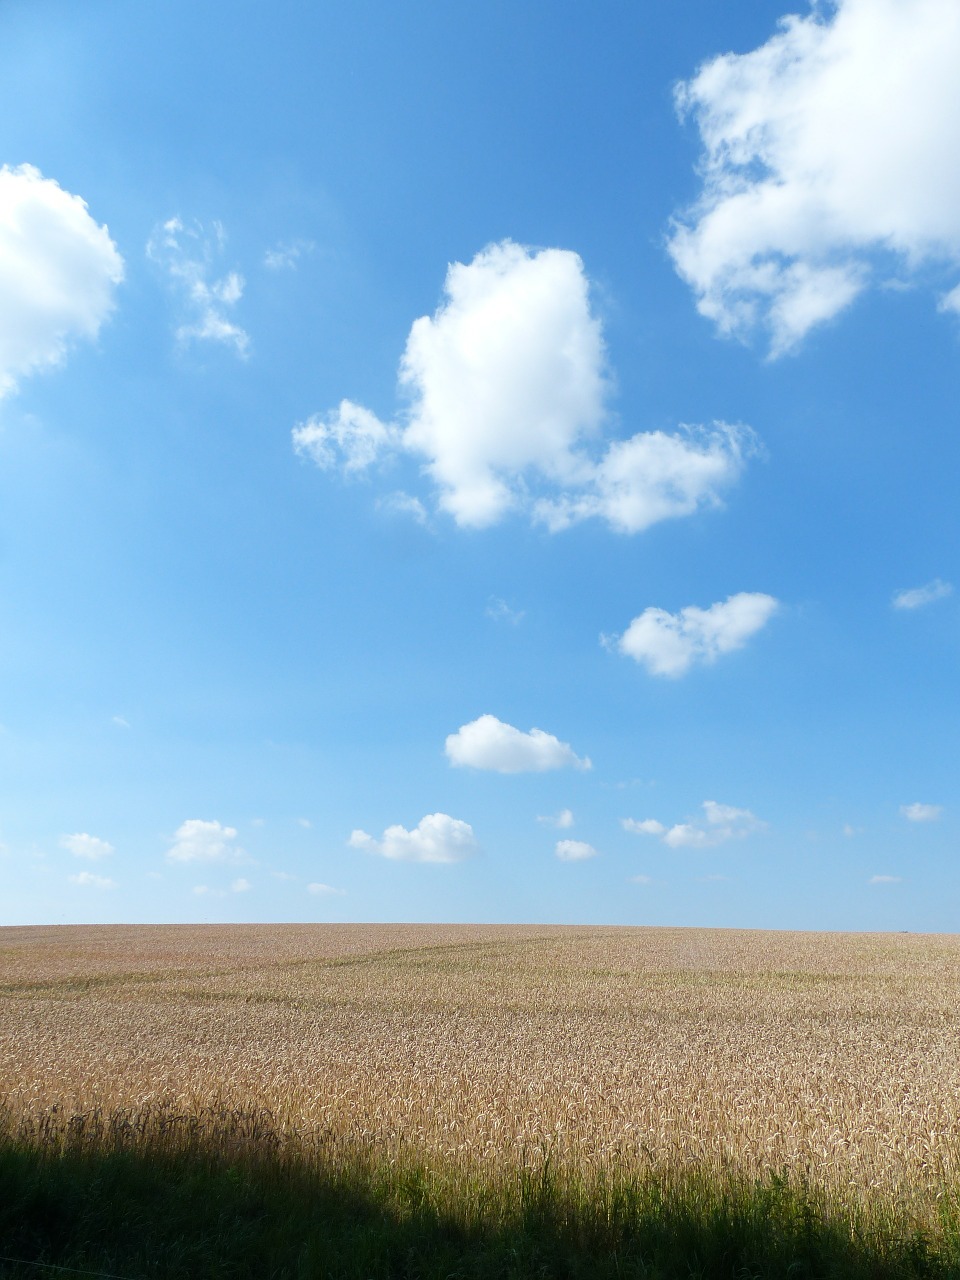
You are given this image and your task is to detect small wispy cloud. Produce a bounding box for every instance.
[307,882,346,895]
[60,832,114,860]
[377,491,429,525]
[168,819,245,862]
[486,597,525,625]
[869,874,902,884]
[69,871,115,889]
[900,803,942,823]
[537,809,574,829]
[193,877,251,898]
[111,715,130,729]
[263,238,315,271]
[147,217,249,355]
[555,839,598,862]
[892,579,953,610]
[624,801,765,850]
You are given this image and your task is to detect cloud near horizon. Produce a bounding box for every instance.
[349,812,477,863]
[294,240,754,530]
[445,715,591,773]
[669,0,960,355]
[624,800,765,849]
[611,592,778,677]
[0,164,123,400]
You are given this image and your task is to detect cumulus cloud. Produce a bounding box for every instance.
[294,240,753,530]
[669,0,960,355]
[892,579,953,610]
[69,871,115,889]
[0,163,123,399]
[349,813,477,864]
[538,809,574,829]
[900,802,942,822]
[60,832,114,860]
[167,819,242,862]
[611,592,778,677]
[147,217,249,354]
[445,714,591,773]
[625,800,765,849]
[555,839,598,861]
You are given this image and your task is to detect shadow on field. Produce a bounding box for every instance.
[0,1138,956,1280]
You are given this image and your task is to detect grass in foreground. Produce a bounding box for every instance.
[2,1115,960,1279]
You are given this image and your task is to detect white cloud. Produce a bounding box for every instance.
[60,832,114,860]
[167,819,242,862]
[486,597,525,625]
[892,579,953,610]
[625,801,765,850]
[263,238,314,271]
[307,881,346,895]
[193,878,251,897]
[295,240,753,530]
[147,217,249,354]
[870,874,902,884]
[111,715,131,729]
[0,164,123,399]
[612,592,778,677]
[532,423,755,535]
[670,0,960,355]
[293,399,401,472]
[377,491,429,524]
[298,818,312,829]
[538,809,574,829]
[69,871,115,889]
[622,818,666,836]
[445,714,591,773]
[630,874,653,884]
[900,802,942,822]
[349,812,477,864]
[555,839,598,861]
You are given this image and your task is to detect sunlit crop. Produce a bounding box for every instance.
[3,923,960,1230]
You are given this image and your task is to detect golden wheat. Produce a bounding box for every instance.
[2,924,959,1221]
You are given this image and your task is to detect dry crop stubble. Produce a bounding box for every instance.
[2,924,960,1224]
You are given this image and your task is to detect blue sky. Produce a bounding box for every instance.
[1,0,958,930]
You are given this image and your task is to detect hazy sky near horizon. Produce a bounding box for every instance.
[2,0,958,930]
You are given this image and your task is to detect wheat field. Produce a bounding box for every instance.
[3,922,960,1231]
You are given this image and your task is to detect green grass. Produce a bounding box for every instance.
[1,1126,959,1279]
